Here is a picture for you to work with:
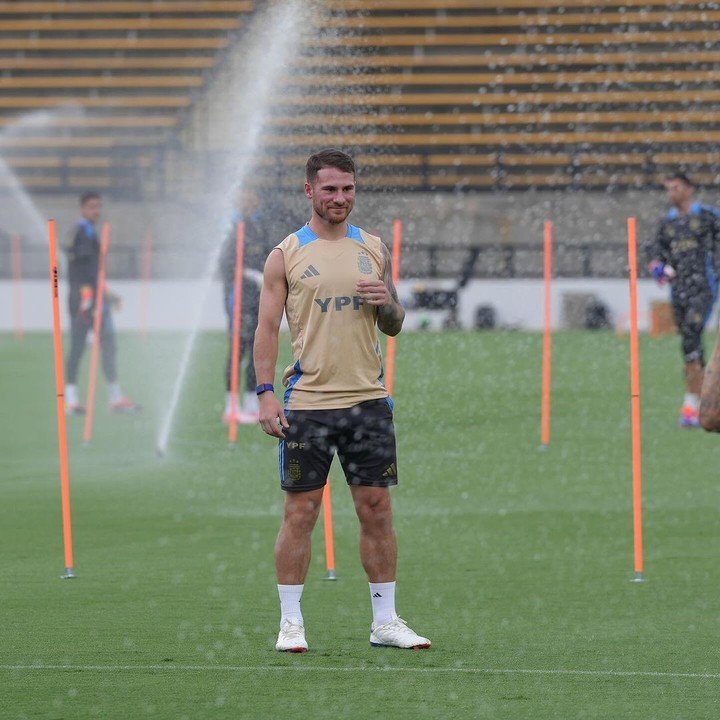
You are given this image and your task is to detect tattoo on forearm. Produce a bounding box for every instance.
[377,245,404,336]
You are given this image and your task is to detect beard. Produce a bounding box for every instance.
[314,200,352,225]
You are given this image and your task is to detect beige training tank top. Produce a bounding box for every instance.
[277,223,391,410]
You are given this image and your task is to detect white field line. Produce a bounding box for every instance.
[1,664,719,680]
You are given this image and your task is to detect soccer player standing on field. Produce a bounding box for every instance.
[63,192,139,415]
[254,149,430,653]
[646,172,720,427]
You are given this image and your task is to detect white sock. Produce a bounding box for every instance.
[369,581,397,627]
[66,384,78,406]
[684,393,700,411]
[225,391,232,413]
[108,382,122,404]
[278,584,304,626]
[243,391,259,412]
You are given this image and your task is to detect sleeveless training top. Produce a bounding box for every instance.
[277,223,390,410]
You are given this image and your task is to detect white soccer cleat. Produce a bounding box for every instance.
[370,617,431,650]
[275,618,308,653]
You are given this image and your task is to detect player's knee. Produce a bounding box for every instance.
[282,492,322,531]
[355,490,393,528]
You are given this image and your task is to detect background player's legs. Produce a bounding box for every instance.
[99,308,139,412]
[65,314,90,411]
[222,330,258,421]
[223,332,234,420]
[682,296,713,425]
[100,306,118,385]
[673,297,707,426]
[241,332,258,412]
[684,359,704,395]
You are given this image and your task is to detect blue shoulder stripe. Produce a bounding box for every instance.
[346,223,364,243]
[296,225,318,247]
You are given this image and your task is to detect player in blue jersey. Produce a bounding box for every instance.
[646,173,720,427]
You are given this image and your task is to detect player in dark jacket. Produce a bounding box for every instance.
[646,173,720,427]
[64,192,139,415]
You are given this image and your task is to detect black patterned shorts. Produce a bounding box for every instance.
[279,399,398,492]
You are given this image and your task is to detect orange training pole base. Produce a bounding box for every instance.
[47,219,76,579]
[228,221,245,447]
[322,481,337,580]
[627,216,645,583]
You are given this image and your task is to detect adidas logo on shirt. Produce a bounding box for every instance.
[300,265,320,279]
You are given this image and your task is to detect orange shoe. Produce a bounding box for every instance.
[110,397,142,414]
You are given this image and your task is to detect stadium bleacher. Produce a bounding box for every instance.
[0,0,719,195]
[0,1,252,195]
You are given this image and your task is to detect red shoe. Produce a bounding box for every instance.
[679,405,701,428]
[66,403,86,416]
[110,397,142,414]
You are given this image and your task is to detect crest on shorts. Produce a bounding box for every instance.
[357,252,373,275]
[288,459,302,483]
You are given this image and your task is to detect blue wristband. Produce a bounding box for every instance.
[256,383,274,396]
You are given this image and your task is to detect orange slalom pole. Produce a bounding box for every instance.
[384,218,403,395]
[322,481,337,580]
[11,234,23,341]
[627,217,645,582]
[47,220,75,579]
[139,229,152,338]
[540,220,553,448]
[83,222,110,447]
[228,221,245,446]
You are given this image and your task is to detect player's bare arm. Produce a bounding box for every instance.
[254,249,290,439]
[699,327,720,432]
[356,244,405,337]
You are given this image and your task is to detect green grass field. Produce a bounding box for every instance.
[2,329,720,719]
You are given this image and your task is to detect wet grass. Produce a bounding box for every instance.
[1,330,719,719]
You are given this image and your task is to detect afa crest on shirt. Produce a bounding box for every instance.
[357,252,373,275]
[690,217,700,232]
